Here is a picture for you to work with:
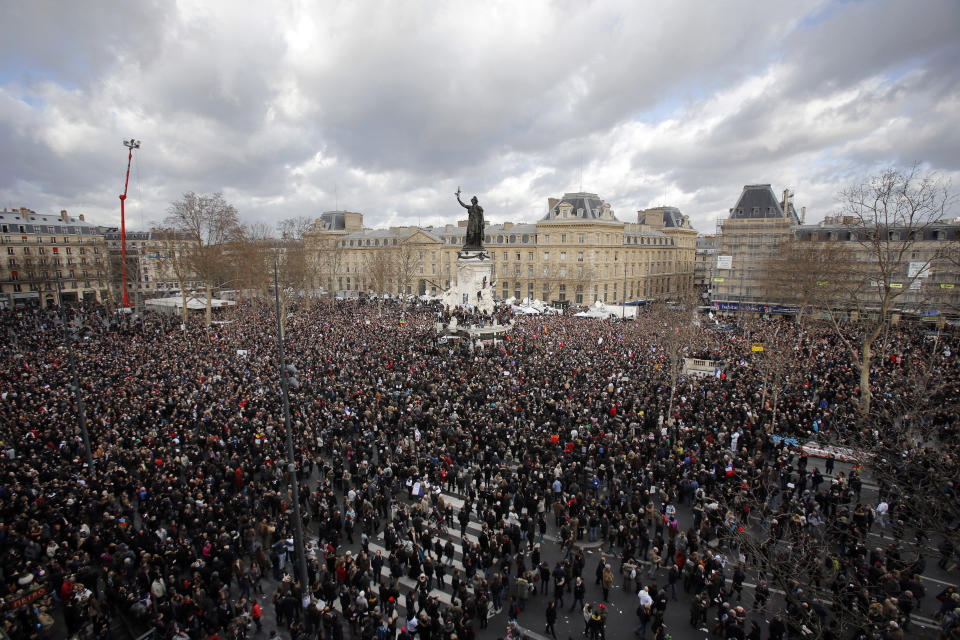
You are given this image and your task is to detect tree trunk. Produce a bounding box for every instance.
[772,388,779,431]
[180,281,188,328]
[666,364,678,427]
[859,330,878,418]
[205,282,212,326]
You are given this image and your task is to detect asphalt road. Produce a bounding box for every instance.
[222,451,955,640]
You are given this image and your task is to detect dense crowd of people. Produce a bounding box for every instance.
[1,298,958,640]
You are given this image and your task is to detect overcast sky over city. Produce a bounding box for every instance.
[1,0,958,233]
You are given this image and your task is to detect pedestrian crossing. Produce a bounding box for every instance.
[354,485,551,624]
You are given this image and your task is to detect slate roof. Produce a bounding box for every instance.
[0,210,100,235]
[542,192,618,221]
[638,206,688,228]
[319,211,347,230]
[729,185,799,224]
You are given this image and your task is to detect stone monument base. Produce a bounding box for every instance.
[442,251,494,314]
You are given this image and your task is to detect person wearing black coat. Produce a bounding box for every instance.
[545,600,558,639]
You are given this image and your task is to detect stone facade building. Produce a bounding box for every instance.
[711,184,801,308]
[102,229,201,307]
[710,184,960,320]
[0,207,108,308]
[305,193,698,306]
[795,216,960,320]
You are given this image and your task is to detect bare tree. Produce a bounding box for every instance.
[229,223,273,299]
[316,235,346,300]
[822,167,953,418]
[277,216,315,241]
[155,228,197,326]
[539,265,562,305]
[365,249,395,313]
[394,242,420,305]
[655,291,700,424]
[842,324,960,557]
[739,319,799,433]
[762,237,853,324]
[274,240,310,338]
[165,192,241,326]
[573,263,596,306]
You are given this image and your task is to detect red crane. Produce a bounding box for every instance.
[118,139,140,308]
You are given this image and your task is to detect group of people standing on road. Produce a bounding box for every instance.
[1,298,958,640]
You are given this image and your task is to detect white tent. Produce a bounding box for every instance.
[144,295,237,314]
[512,298,562,315]
[574,300,636,319]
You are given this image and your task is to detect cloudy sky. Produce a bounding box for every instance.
[1,0,958,234]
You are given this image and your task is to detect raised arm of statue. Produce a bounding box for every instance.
[455,190,469,209]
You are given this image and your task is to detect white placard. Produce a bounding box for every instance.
[716,255,733,270]
[908,262,930,279]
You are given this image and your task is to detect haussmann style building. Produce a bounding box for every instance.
[305,193,698,307]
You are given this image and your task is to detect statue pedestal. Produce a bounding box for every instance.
[442,251,494,314]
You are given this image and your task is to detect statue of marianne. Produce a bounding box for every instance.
[456,187,484,251]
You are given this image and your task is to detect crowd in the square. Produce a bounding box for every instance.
[1,297,958,640]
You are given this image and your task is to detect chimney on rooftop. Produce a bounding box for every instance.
[61,210,69,222]
[79,214,85,222]
[801,207,806,224]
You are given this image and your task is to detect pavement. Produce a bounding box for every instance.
[89,451,955,640]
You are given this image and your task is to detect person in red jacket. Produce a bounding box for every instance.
[251,599,262,632]
[60,576,74,601]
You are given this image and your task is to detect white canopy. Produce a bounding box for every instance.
[144,295,237,312]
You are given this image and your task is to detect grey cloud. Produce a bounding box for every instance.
[0,1,170,87]
[1,0,958,235]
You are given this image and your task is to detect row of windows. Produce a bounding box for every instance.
[1,223,92,235]
[1,235,97,245]
[7,269,102,280]
[801,230,951,242]
[6,246,95,255]
[5,280,104,293]
[337,232,678,248]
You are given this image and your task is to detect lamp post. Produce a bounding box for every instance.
[273,257,310,595]
[118,139,140,308]
[57,279,93,470]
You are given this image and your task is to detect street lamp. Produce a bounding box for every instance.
[57,279,93,470]
[273,256,310,595]
[118,139,141,308]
